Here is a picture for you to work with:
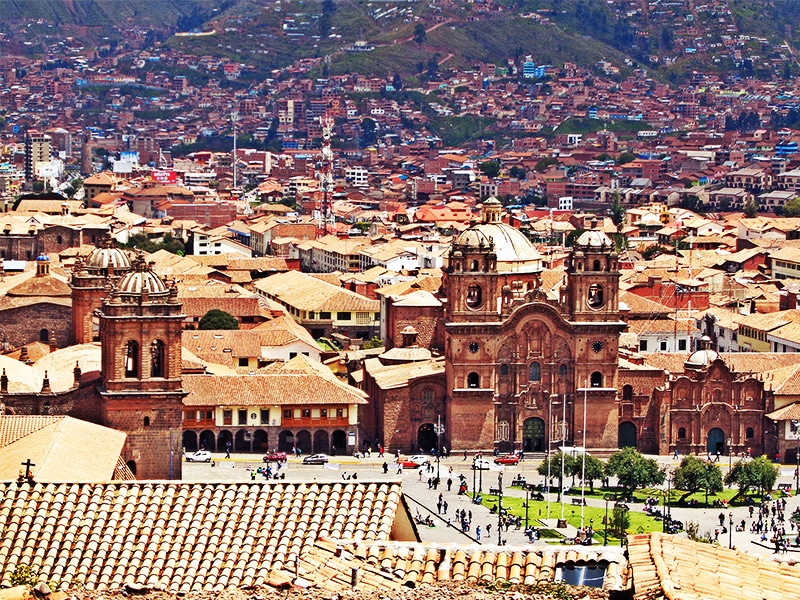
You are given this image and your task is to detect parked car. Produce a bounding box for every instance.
[399,455,430,468]
[302,453,330,465]
[263,451,288,463]
[494,453,520,465]
[186,450,211,462]
[472,458,503,471]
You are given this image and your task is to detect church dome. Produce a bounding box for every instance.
[685,336,720,369]
[575,219,614,250]
[86,246,131,270]
[453,197,542,273]
[114,253,168,296]
[116,269,168,295]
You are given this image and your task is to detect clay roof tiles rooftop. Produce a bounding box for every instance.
[0,481,405,593]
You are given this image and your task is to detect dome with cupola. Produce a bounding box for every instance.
[85,232,131,271]
[113,253,170,297]
[452,197,542,273]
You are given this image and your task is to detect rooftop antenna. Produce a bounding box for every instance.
[317,115,334,238]
[231,109,239,189]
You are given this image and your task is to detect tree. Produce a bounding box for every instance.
[609,191,625,228]
[724,456,779,501]
[198,309,239,330]
[534,157,560,172]
[413,23,426,48]
[479,160,501,179]
[605,447,665,497]
[616,151,636,165]
[673,456,723,503]
[538,451,577,501]
[509,166,526,180]
[566,453,606,492]
[783,196,800,217]
[743,197,759,218]
[391,73,403,91]
[362,336,383,349]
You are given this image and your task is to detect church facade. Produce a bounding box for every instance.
[364,199,627,454]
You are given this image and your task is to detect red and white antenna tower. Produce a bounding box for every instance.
[316,115,335,238]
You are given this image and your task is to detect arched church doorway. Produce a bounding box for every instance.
[523,418,545,452]
[417,423,438,454]
[707,428,725,455]
[618,422,637,448]
[182,431,198,452]
[331,430,346,455]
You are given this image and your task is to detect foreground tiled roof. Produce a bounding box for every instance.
[0,415,62,448]
[269,539,628,593]
[0,481,408,593]
[628,532,800,599]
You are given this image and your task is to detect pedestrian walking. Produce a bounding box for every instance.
[447,477,453,491]
[476,526,481,541]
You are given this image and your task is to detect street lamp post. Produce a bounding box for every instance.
[525,488,530,532]
[497,473,503,545]
[479,462,483,493]
[472,463,477,502]
[796,434,800,496]
[603,494,614,546]
[728,437,732,472]
[435,416,444,482]
[728,512,734,549]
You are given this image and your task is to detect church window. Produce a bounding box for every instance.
[143,416,150,427]
[422,389,434,405]
[151,340,165,377]
[746,427,754,439]
[465,284,483,309]
[39,328,49,343]
[590,371,603,387]
[500,364,509,376]
[471,260,479,271]
[678,427,686,439]
[560,364,567,376]
[588,284,604,308]
[467,372,480,388]
[622,385,633,401]
[592,259,601,271]
[529,362,541,381]
[124,341,139,378]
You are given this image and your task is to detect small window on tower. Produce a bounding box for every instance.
[125,340,139,378]
[143,416,150,427]
[588,284,604,308]
[466,284,483,309]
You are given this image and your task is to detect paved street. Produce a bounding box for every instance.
[182,452,800,557]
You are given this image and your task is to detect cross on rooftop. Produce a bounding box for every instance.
[21,458,35,479]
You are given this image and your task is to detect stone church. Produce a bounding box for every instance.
[363,198,800,458]
[363,198,627,454]
[0,240,185,480]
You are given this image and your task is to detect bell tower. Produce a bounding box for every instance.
[564,219,626,447]
[97,253,186,479]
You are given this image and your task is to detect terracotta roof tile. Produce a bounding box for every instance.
[0,481,405,592]
[272,539,628,593]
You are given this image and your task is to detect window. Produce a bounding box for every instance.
[125,340,139,378]
[238,357,248,367]
[746,427,754,439]
[639,340,648,352]
[319,311,331,319]
[529,362,541,381]
[238,409,248,425]
[587,284,604,308]
[467,372,480,388]
[337,408,345,417]
[39,328,49,343]
[151,340,165,377]
[223,410,233,425]
[560,364,567,376]
[302,409,311,418]
[592,259,601,271]
[260,409,269,424]
[678,339,687,351]
[143,416,150,427]
[283,409,291,419]
[500,364,509,376]
[337,312,351,320]
[660,339,668,351]
[321,409,328,418]
[590,371,603,387]
[466,284,483,309]
[289,352,297,359]
[678,427,686,439]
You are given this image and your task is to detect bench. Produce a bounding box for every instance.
[571,498,587,506]
[489,487,501,495]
